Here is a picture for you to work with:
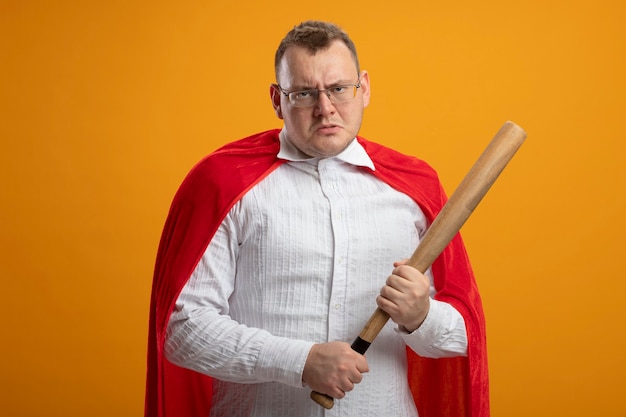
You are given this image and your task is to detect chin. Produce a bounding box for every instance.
[312,142,352,158]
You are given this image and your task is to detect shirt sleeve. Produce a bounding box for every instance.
[164,212,314,388]
[396,298,468,358]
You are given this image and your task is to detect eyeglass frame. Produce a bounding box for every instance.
[274,77,362,107]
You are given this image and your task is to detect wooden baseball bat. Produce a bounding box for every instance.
[310,121,527,409]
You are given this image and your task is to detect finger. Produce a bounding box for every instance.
[350,372,363,384]
[392,266,429,289]
[331,388,346,399]
[356,359,369,374]
[393,258,409,267]
[380,283,403,301]
[392,264,419,280]
[385,274,413,293]
[341,381,355,393]
[376,294,400,314]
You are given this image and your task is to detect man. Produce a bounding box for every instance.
[145,20,488,417]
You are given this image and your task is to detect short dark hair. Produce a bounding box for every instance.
[274,20,360,81]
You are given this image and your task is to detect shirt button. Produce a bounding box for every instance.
[334,304,341,310]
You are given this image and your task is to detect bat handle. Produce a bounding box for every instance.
[310,308,389,409]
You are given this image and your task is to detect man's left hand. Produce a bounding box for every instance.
[376,260,430,333]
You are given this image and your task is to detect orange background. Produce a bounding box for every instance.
[1,1,625,416]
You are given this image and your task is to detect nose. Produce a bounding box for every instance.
[314,91,336,116]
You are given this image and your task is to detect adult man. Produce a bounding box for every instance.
[145,20,488,417]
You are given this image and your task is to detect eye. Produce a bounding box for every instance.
[293,90,315,99]
[331,86,348,94]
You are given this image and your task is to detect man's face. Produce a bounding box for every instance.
[270,40,370,158]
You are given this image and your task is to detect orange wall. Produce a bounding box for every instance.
[1,1,624,416]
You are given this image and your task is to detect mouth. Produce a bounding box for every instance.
[315,123,341,135]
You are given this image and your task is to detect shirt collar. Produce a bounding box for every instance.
[277,129,376,171]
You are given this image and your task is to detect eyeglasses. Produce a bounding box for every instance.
[276,79,361,107]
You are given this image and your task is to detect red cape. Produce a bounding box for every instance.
[145,129,489,417]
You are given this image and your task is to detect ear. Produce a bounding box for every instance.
[359,70,371,108]
[269,84,283,119]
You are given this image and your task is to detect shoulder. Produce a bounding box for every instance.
[174,129,283,206]
[185,129,281,182]
[198,129,281,170]
[357,136,439,181]
[212,129,282,154]
[357,136,445,218]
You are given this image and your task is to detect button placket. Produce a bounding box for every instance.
[319,160,349,342]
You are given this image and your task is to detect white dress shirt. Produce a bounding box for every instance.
[165,131,468,417]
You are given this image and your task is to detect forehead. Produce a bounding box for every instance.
[277,40,358,86]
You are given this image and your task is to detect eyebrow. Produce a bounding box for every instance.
[288,78,356,91]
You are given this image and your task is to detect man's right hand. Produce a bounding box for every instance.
[302,341,369,399]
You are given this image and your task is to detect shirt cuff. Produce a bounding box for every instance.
[395,298,468,358]
[255,336,315,388]
[395,299,447,346]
